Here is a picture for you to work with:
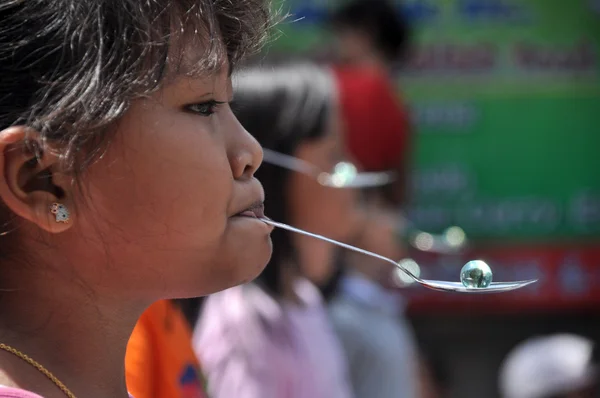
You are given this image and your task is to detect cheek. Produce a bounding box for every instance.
[79,104,233,252]
[289,139,358,239]
[288,173,357,240]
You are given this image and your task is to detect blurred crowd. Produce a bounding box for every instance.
[123,1,599,398]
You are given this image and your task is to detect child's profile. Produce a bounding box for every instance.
[0,1,273,397]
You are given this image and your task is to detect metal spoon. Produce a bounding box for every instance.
[262,148,395,188]
[260,218,537,294]
[261,148,468,254]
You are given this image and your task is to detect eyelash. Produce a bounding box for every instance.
[185,100,225,117]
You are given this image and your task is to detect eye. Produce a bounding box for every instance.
[185,100,225,117]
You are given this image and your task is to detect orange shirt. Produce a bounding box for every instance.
[126,300,207,398]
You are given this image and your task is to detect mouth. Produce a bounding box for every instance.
[234,201,265,219]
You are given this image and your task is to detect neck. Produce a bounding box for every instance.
[0,267,146,398]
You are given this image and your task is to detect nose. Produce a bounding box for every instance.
[226,112,263,180]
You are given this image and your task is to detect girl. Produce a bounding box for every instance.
[193,64,357,398]
[193,62,404,398]
[0,1,273,397]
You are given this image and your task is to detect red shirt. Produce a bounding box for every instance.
[334,66,411,172]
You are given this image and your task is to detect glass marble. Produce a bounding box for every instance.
[460,260,493,288]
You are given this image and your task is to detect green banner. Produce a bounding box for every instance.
[269,0,600,242]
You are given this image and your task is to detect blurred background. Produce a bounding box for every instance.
[261,1,600,397]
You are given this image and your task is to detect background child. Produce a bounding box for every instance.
[194,63,355,398]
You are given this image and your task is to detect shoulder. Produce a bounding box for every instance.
[0,387,135,398]
[193,285,285,375]
[194,284,280,352]
[335,66,390,94]
[294,278,326,308]
[333,65,384,83]
[199,284,280,328]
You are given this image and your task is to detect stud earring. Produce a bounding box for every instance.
[50,203,70,224]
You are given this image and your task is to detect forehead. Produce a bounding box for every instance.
[176,55,232,79]
[146,27,235,98]
[167,30,231,77]
[158,42,232,91]
[157,70,233,105]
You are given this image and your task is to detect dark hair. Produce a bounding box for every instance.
[232,63,335,298]
[0,0,271,175]
[330,0,411,64]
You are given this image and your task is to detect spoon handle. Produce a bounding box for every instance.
[259,218,421,281]
[262,148,321,178]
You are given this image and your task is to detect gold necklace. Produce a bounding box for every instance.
[0,343,76,398]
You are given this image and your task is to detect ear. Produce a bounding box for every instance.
[0,126,74,233]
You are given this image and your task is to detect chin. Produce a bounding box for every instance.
[230,237,273,287]
[196,236,273,296]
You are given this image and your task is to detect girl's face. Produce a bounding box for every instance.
[333,27,375,66]
[81,67,273,298]
[16,63,274,300]
[287,104,362,284]
[288,106,357,239]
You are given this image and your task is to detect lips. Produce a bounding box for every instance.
[236,203,265,219]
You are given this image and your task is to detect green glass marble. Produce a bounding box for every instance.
[460,260,493,288]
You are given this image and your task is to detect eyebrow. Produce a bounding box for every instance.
[194,92,215,101]
[187,88,234,103]
[175,57,231,79]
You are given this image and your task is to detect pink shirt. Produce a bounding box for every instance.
[0,387,134,397]
[194,279,354,398]
[0,388,42,398]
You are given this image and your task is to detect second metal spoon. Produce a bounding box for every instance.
[262,148,395,188]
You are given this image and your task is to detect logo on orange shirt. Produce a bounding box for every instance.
[179,364,207,398]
